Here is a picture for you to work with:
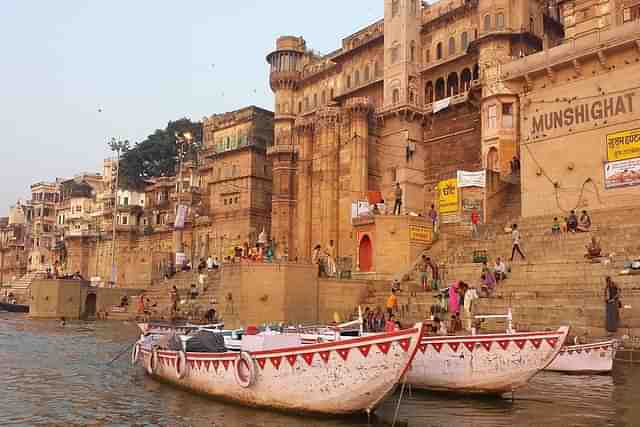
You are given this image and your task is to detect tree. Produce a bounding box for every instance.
[117,118,202,189]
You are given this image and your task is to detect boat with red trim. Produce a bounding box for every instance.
[407,326,569,394]
[134,323,424,415]
[545,339,617,374]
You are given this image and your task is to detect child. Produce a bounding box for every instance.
[551,217,561,235]
[560,217,568,233]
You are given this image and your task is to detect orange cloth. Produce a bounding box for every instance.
[386,294,397,309]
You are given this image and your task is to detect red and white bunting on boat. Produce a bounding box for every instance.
[431,342,444,353]
[286,354,297,367]
[481,341,492,351]
[319,351,331,363]
[196,360,203,370]
[399,339,411,352]
[336,348,350,361]
[530,339,542,349]
[204,360,212,371]
[546,337,559,348]
[514,339,527,350]
[419,344,427,353]
[256,358,267,370]
[302,353,314,366]
[270,356,282,370]
[497,340,510,350]
[358,344,372,357]
[463,341,476,352]
[377,342,391,355]
[212,360,220,372]
[448,342,460,352]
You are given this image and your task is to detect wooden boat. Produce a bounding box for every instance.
[135,323,424,415]
[0,302,29,313]
[407,326,569,394]
[545,340,617,374]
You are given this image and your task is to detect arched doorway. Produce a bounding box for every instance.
[359,236,373,273]
[84,293,97,319]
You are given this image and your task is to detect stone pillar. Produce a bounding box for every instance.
[317,108,341,253]
[295,118,314,261]
[347,98,372,199]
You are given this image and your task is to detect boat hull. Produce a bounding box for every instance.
[138,324,423,415]
[407,327,569,394]
[0,303,29,313]
[545,340,616,374]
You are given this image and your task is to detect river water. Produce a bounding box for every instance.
[1,313,638,427]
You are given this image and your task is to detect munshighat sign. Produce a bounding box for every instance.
[531,94,634,134]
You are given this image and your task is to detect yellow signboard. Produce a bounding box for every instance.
[607,128,640,161]
[437,178,459,214]
[409,226,432,244]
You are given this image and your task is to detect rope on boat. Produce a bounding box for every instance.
[392,375,408,427]
[106,342,136,366]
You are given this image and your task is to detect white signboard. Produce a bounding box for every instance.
[433,97,451,113]
[357,200,370,216]
[457,170,486,188]
[174,204,188,229]
[604,158,640,189]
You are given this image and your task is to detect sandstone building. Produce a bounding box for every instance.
[266,0,640,274]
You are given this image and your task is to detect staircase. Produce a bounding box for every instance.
[6,271,47,303]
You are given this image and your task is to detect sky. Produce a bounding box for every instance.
[0,0,383,216]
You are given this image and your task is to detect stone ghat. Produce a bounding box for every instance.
[360,205,640,338]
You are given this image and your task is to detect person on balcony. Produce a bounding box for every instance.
[577,210,592,232]
[393,183,403,215]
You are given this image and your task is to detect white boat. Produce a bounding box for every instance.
[407,326,569,394]
[134,323,424,415]
[545,340,617,374]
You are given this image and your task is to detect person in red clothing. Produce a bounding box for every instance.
[385,314,399,332]
[471,207,480,238]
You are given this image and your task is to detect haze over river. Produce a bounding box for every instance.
[1,314,638,427]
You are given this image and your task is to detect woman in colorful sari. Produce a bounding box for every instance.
[448,281,461,316]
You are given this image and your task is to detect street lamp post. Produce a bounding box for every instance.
[108,138,129,287]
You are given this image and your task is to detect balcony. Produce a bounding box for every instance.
[267,144,297,156]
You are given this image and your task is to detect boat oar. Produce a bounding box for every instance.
[106,342,136,366]
[392,375,408,427]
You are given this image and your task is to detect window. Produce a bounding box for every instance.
[235,196,239,204]
[123,197,129,206]
[496,13,505,29]
[364,65,370,81]
[487,105,497,129]
[436,42,443,60]
[298,101,302,113]
[321,90,326,104]
[313,93,318,107]
[484,15,491,31]
[461,32,469,51]
[392,0,400,17]
[448,37,456,56]
[391,44,401,64]
[346,75,351,89]
[354,70,360,86]
[623,5,640,22]
[392,89,400,104]
[122,215,128,225]
[224,198,228,206]
[304,97,310,110]
[410,41,416,62]
[425,49,430,63]
[502,103,514,128]
[374,61,381,77]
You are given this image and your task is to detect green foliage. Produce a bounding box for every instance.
[115,118,203,190]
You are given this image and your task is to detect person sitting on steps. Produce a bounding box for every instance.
[585,236,603,260]
[577,210,592,232]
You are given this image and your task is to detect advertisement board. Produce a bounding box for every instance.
[409,225,432,244]
[604,158,640,189]
[607,128,640,161]
[437,178,459,214]
[457,170,486,188]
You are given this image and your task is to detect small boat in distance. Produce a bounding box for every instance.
[135,323,424,415]
[0,302,29,313]
[545,340,617,374]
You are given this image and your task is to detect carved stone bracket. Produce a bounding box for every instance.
[597,50,608,69]
[572,59,582,76]
[546,66,556,83]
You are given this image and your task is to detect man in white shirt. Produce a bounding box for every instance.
[494,257,507,281]
[206,256,214,270]
[510,223,526,261]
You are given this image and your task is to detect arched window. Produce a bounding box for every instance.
[346,75,352,89]
[321,91,326,105]
[473,63,480,80]
[354,70,360,86]
[436,42,443,60]
[425,49,430,63]
[484,15,491,31]
[392,88,400,104]
[425,81,434,104]
[392,0,400,17]
[374,61,382,77]
[461,32,469,51]
[298,101,302,113]
[410,41,416,62]
[313,93,318,108]
[391,43,401,63]
[330,88,334,100]
[529,17,535,33]
[364,65,370,81]
[496,13,505,29]
[447,72,459,96]
[461,68,472,91]
[448,37,456,56]
[487,147,499,171]
[435,78,445,100]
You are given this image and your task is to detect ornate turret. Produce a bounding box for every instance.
[266,36,305,92]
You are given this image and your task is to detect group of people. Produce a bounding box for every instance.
[552,210,592,234]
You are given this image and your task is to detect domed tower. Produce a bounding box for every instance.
[266,36,305,258]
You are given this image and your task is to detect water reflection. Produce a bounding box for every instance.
[1,313,638,427]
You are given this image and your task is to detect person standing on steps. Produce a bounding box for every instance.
[393,183,403,215]
[418,255,430,292]
[605,276,621,334]
[510,223,526,261]
[471,207,480,238]
[428,204,438,233]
